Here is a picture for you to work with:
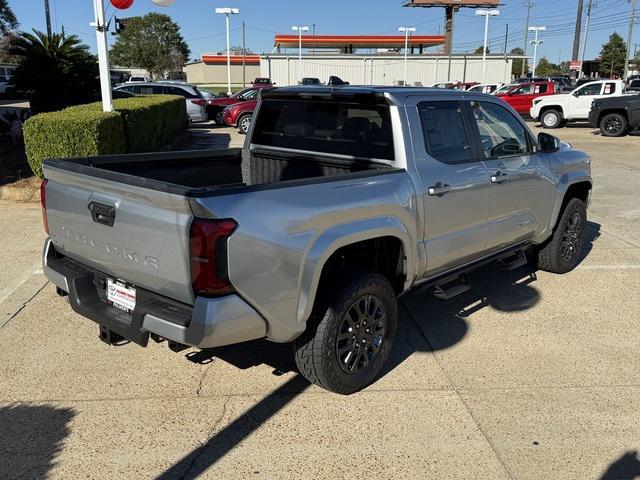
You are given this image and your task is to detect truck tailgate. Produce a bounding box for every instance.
[44,164,195,305]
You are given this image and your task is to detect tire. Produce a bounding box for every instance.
[536,197,587,274]
[237,113,252,134]
[294,272,398,395]
[599,113,628,137]
[214,110,224,125]
[541,109,562,129]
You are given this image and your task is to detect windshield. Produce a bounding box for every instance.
[495,84,516,95]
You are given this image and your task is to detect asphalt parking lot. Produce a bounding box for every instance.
[1,123,639,479]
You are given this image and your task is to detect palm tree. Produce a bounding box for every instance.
[8,30,98,113]
[0,0,18,35]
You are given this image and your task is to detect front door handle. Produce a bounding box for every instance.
[490,171,509,184]
[427,182,451,197]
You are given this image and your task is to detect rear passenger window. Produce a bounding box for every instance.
[418,101,473,164]
[470,101,530,158]
[604,83,616,95]
[165,86,196,98]
[251,99,394,161]
[535,84,547,94]
[135,85,162,95]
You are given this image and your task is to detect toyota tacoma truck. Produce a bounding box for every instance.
[530,79,626,129]
[41,86,592,394]
[589,93,640,137]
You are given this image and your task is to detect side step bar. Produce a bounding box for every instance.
[433,273,471,300]
[495,250,528,272]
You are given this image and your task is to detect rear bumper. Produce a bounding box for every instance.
[189,111,209,123]
[42,239,266,349]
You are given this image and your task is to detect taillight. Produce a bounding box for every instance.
[40,179,49,234]
[189,218,238,297]
[191,99,206,106]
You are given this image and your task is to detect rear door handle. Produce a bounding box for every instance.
[428,182,451,197]
[490,171,509,184]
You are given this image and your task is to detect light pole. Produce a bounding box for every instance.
[398,26,416,86]
[292,25,309,82]
[91,0,113,112]
[476,9,500,84]
[216,7,240,96]
[529,26,546,78]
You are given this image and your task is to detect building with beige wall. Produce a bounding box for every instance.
[184,54,261,86]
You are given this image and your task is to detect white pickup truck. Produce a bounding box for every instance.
[530,79,626,128]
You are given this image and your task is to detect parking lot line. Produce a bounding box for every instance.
[0,262,42,305]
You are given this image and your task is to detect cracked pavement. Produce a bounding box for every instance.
[0,124,639,479]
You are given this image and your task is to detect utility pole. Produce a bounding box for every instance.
[503,23,509,58]
[242,21,246,88]
[522,0,532,77]
[623,0,638,80]
[61,24,65,39]
[572,0,584,62]
[578,0,593,79]
[44,0,52,36]
[312,24,316,54]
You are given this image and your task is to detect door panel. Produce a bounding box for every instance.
[407,98,491,276]
[467,100,556,250]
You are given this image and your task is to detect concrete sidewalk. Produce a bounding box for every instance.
[0,125,639,479]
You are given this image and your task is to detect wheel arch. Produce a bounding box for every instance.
[598,108,629,125]
[540,105,564,118]
[296,217,413,324]
[550,179,592,231]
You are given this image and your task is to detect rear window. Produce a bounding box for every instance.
[251,99,394,161]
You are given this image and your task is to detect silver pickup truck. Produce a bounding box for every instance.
[41,86,592,394]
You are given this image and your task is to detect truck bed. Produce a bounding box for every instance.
[45,147,393,197]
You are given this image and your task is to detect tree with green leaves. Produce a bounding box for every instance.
[474,45,490,55]
[9,30,98,113]
[0,0,18,35]
[536,57,561,76]
[510,47,527,78]
[110,13,190,78]
[599,32,627,78]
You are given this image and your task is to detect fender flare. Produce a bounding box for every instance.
[296,216,414,323]
[548,174,592,230]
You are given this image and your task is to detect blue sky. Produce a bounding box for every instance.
[7,0,640,63]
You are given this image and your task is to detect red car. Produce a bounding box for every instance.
[207,87,263,124]
[495,81,556,115]
[252,77,273,88]
[222,98,257,134]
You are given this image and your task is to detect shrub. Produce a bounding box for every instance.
[24,95,187,177]
[23,110,125,178]
[70,95,187,152]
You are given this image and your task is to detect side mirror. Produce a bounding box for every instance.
[572,91,579,97]
[538,132,560,153]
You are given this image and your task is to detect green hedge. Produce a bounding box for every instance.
[69,95,187,153]
[23,110,125,178]
[24,95,188,177]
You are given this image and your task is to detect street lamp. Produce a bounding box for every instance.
[476,9,500,84]
[398,26,416,86]
[529,26,546,78]
[216,7,240,96]
[91,0,114,112]
[292,25,309,81]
